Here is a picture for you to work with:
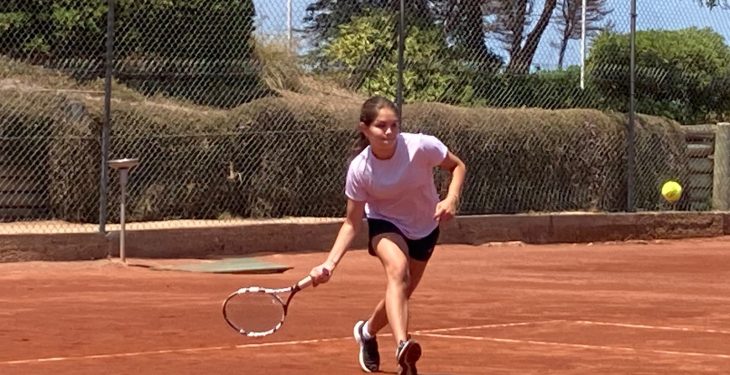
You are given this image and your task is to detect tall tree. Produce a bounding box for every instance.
[434,0,503,71]
[486,0,559,74]
[697,0,729,8]
[552,0,612,69]
[303,0,433,48]
[305,0,505,73]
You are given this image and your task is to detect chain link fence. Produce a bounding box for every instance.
[633,0,730,211]
[1,1,106,234]
[1,0,729,236]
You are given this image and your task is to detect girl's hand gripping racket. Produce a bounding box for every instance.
[222,269,329,337]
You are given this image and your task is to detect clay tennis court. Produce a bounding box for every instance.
[2,236,729,374]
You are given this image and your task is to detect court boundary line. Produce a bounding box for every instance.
[0,337,353,365]
[573,320,730,335]
[420,332,730,360]
[2,319,728,365]
[0,320,557,365]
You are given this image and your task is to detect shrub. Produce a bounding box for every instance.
[588,27,730,124]
[404,103,688,213]
[0,85,689,221]
[1,0,266,107]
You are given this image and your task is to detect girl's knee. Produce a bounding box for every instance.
[386,262,411,288]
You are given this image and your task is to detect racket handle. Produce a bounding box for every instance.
[296,268,330,290]
[297,276,314,290]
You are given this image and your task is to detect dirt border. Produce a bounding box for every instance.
[1,212,729,262]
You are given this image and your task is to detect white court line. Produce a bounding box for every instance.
[3,319,726,365]
[420,333,730,360]
[0,337,351,365]
[0,320,556,366]
[573,320,730,335]
[413,319,564,334]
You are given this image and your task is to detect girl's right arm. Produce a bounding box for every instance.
[309,198,366,284]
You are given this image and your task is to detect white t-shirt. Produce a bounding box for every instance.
[345,132,448,239]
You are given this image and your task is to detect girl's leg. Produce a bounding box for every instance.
[365,255,429,337]
[355,229,433,374]
[369,233,421,343]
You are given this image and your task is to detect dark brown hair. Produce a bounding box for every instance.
[351,96,398,157]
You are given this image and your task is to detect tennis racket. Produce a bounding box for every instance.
[222,269,328,337]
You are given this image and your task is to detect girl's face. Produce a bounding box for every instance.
[360,107,399,155]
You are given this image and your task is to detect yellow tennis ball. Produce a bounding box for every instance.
[661,181,682,203]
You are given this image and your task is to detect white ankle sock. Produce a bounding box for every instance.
[362,321,374,340]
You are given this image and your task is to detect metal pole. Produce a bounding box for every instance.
[580,0,587,89]
[119,169,128,263]
[108,158,138,263]
[395,0,405,118]
[100,0,115,233]
[627,0,637,212]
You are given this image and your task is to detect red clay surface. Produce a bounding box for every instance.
[2,237,730,374]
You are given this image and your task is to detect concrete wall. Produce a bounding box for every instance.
[2,212,729,262]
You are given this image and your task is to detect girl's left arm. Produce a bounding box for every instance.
[433,151,467,222]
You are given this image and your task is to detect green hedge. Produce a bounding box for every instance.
[1,0,264,108]
[0,91,98,221]
[0,93,689,223]
[469,67,605,110]
[405,103,689,213]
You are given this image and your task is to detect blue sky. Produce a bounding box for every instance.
[252,0,730,71]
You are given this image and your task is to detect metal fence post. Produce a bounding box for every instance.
[100,0,115,233]
[626,0,637,212]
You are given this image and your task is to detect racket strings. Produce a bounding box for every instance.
[225,292,285,335]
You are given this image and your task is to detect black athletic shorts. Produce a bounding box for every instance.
[367,218,439,262]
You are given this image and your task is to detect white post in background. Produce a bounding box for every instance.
[580,0,587,89]
[287,0,293,51]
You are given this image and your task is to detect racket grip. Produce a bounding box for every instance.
[297,267,330,290]
[297,276,314,289]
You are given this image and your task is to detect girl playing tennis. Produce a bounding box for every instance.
[309,96,467,375]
